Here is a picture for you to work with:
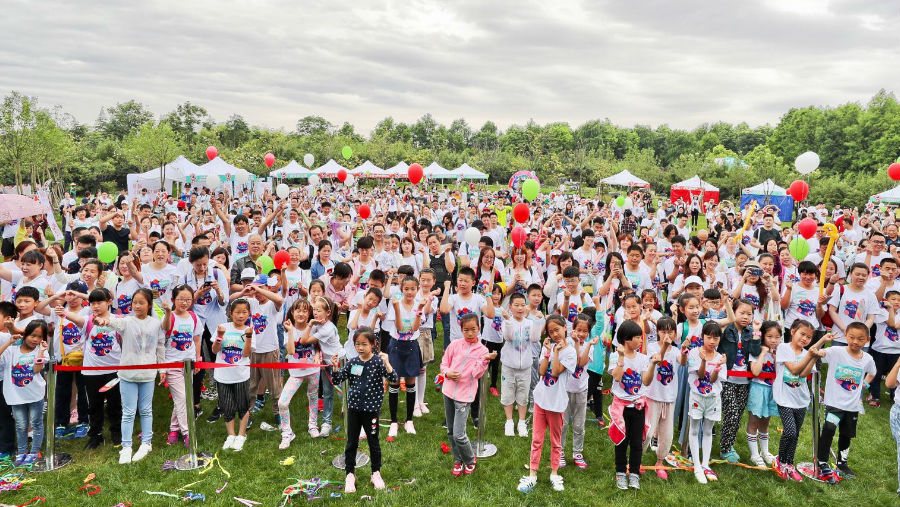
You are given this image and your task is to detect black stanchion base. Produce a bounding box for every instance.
[33,453,73,472]
[176,452,213,471]
[332,452,369,470]
[473,441,498,458]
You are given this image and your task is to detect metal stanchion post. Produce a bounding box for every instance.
[332,359,369,469]
[177,359,210,470]
[473,377,497,458]
[798,366,823,481]
[34,360,72,472]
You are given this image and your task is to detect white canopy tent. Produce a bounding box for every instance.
[742,178,787,196]
[600,169,650,188]
[195,157,252,181]
[269,160,312,179]
[383,161,409,178]
[672,175,718,191]
[313,159,348,177]
[424,162,456,180]
[871,184,900,204]
[450,163,488,180]
[351,160,387,178]
[127,155,201,198]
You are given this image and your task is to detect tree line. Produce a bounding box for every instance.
[1,89,898,207]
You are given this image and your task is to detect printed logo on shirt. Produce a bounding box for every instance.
[743,293,760,308]
[685,335,703,350]
[61,322,81,345]
[694,372,713,394]
[398,317,415,340]
[11,357,35,387]
[872,265,881,277]
[887,326,899,342]
[797,299,815,317]
[197,290,212,306]
[456,307,473,325]
[294,343,314,360]
[788,274,801,284]
[567,303,581,323]
[477,280,491,295]
[572,365,584,380]
[222,338,244,364]
[760,360,775,386]
[251,313,268,334]
[117,293,132,314]
[834,364,863,392]
[90,332,114,357]
[620,368,642,395]
[491,316,502,332]
[171,327,193,351]
[844,300,860,319]
[783,370,803,388]
[236,241,249,254]
[734,344,746,368]
[541,371,558,387]
[656,361,674,385]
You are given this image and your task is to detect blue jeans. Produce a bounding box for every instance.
[321,372,335,426]
[441,313,450,351]
[120,379,154,449]
[11,400,44,455]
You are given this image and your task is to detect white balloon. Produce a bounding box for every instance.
[795,151,820,175]
[303,153,315,167]
[234,171,250,185]
[345,174,356,187]
[464,227,480,246]
[275,183,290,199]
[624,197,634,208]
[308,174,320,186]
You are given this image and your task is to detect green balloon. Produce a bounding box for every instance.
[789,238,809,261]
[616,196,626,207]
[522,179,540,201]
[97,242,118,264]
[258,255,275,275]
[342,146,353,160]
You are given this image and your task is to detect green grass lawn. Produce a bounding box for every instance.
[3,321,899,507]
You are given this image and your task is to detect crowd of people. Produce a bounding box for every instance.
[0,180,898,494]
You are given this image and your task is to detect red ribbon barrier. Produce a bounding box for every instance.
[55,361,327,372]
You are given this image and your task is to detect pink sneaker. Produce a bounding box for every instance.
[786,465,804,482]
[655,462,668,480]
[183,434,190,448]
[166,431,179,445]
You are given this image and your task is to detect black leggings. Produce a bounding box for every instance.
[587,370,604,419]
[615,406,645,474]
[777,405,806,465]
[818,408,856,465]
[482,341,503,389]
[345,409,381,473]
[869,349,899,402]
[83,373,122,441]
[54,371,89,427]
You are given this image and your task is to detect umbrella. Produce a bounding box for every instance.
[509,171,539,193]
[0,194,46,222]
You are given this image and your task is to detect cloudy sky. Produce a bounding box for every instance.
[1,0,897,134]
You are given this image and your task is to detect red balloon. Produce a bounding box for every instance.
[798,218,817,239]
[264,152,275,168]
[513,203,530,224]
[835,215,845,233]
[206,146,218,160]
[785,188,791,197]
[408,163,424,184]
[337,169,348,182]
[889,162,900,181]
[789,180,809,201]
[511,226,526,248]
[273,250,290,270]
[358,204,371,219]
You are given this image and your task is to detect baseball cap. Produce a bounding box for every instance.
[550,249,562,257]
[240,268,257,281]
[66,281,89,294]
[684,276,704,287]
[250,274,269,286]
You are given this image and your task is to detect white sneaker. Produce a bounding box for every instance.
[518,420,528,437]
[419,403,430,414]
[320,423,332,438]
[694,469,708,484]
[750,454,765,467]
[505,419,515,436]
[308,427,320,439]
[131,443,152,462]
[344,473,356,493]
[762,452,776,466]
[517,475,537,493]
[118,447,132,464]
[404,421,416,434]
[371,471,385,490]
[232,435,247,452]
[413,406,422,418]
[549,474,565,491]
[279,433,295,450]
[222,435,236,450]
[387,422,399,440]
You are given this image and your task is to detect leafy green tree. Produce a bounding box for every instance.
[123,122,182,190]
[96,100,154,140]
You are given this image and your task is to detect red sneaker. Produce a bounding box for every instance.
[452,462,464,477]
[489,387,499,397]
[464,462,476,475]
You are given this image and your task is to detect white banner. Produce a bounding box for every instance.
[37,188,64,242]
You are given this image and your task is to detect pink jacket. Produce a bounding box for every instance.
[440,338,490,403]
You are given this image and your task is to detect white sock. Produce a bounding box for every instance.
[759,432,770,456]
[416,371,427,406]
[747,430,760,458]
[701,422,713,468]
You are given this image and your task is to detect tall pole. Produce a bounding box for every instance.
[473,377,497,458]
[176,359,208,470]
[35,359,72,472]
[797,365,823,481]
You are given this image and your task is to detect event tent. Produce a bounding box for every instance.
[384,161,409,179]
[600,169,650,188]
[740,178,794,222]
[313,159,348,177]
[871,184,900,204]
[424,162,456,180]
[195,157,252,181]
[351,160,388,178]
[269,160,312,179]
[127,155,200,197]
[451,163,488,180]
[670,175,720,211]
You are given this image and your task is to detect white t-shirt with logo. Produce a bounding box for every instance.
[645,342,680,403]
[773,343,812,409]
[165,312,201,362]
[821,346,875,412]
[532,344,577,413]
[608,350,649,402]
